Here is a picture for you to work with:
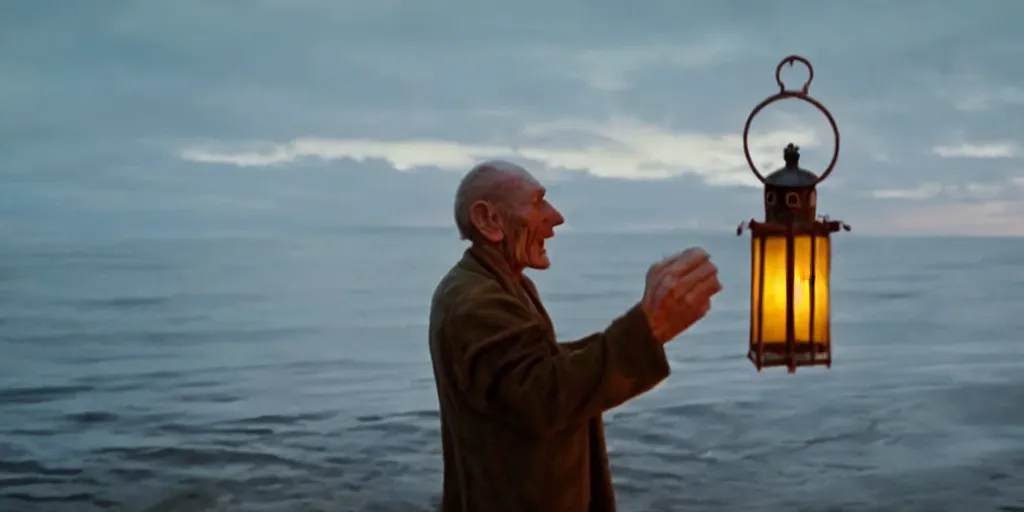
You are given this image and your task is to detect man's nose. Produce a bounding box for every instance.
[549,207,565,227]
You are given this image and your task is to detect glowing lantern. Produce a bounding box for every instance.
[737,55,851,373]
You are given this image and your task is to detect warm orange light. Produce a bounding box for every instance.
[740,55,846,372]
[751,234,831,348]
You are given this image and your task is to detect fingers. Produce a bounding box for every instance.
[645,251,689,306]
[646,256,672,281]
[683,269,723,305]
[654,247,708,277]
[666,248,709,277]
[646,258,676,289]
[647,275,678,309]
[644,247,719,318]
[657,262,720,327]
[676,260,716,287]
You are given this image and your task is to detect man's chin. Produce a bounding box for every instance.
[526,255,551,270]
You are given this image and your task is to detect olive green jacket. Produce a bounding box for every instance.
[428,245,672,512]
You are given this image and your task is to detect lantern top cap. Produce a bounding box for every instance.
[766,143,818,187]
[783,143,800,166]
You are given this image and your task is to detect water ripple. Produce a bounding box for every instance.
[0,385,94,405]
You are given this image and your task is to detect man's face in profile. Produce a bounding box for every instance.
[503,175,564,271]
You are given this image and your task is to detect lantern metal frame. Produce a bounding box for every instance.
[737,55,851,374]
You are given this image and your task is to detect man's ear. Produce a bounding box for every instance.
[468,200,504,243]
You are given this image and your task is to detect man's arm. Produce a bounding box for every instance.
[446,280,670,437]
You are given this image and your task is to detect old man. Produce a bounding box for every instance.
[428,160,722,511]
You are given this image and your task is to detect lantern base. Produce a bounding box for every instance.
[748,343,831,371]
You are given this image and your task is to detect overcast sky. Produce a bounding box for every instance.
[4,0,1024,240]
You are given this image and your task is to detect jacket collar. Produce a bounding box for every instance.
[460,244,554,332]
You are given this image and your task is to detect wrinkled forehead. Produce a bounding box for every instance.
[503,172,545,205]
[511,170,543,195]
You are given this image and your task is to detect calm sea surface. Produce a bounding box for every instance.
[1,229,1022,512]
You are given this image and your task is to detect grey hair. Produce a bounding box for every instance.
[453,160,529,241]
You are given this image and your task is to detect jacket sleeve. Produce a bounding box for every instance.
[446,280,671,436]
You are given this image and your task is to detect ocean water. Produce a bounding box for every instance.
[1,229,1022,512]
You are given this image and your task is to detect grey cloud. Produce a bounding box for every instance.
[3,0,1024,237]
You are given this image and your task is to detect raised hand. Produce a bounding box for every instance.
[642,247,722,344]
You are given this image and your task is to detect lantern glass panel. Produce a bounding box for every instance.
[751,233,831,345]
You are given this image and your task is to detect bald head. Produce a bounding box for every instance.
[453,160,534,241]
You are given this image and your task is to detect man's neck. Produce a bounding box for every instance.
[470,242,524,281]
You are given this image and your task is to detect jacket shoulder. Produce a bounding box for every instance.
[431,263,500,318]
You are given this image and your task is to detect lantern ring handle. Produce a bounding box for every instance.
[775,55,814,94]
[742,91,841,186]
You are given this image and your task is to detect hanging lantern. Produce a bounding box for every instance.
[737,55,851,374]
